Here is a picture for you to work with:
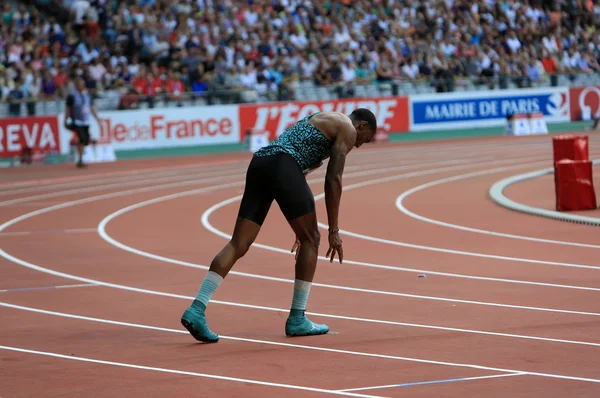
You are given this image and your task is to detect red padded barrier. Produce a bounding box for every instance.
[552,135,589,163]
[554,159,597,211]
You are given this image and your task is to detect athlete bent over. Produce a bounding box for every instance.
[181,109,378,342]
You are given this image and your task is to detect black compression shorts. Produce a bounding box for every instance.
[73,125,90,146]
[238,153,315,226]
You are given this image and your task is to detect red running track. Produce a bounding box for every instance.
[1,134,600,398]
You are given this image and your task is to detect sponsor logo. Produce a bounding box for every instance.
[546,92,569,117]
[411,88,570,130]
[99,115,233,143]
[59,106,240,152]
[569,86,600,121]
[0,116,60,157]
[238,97,409,140]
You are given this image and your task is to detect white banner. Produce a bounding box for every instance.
[59,105,240,154]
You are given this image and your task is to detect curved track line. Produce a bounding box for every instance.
[3,302,600,384]
[489,162,600,226]
[396,164,600,248]
[3,187,600,348]
[0,163,241,198]
[2,152,594,331]
[99,190,600,316]
[0,165,246,207]
[4,238,600,347]
[0,159,243,189]
[0,345,379,398]
[202,159,600,274]
[314,168,600,271]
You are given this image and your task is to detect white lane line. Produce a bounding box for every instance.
[395,164,600,248]
[0,165,247,207]
[201,162,600,289]
[0,283,95,293]
[318,167,600,271]
[0,138,547,196]
[2,239,600,349]
[336,373,527,392]
[2,302,599,385]
[0,159,245,193]
[0,164,238,197]
[0,345,382,398]
[98,175,600,314]
[98,211,600,316]
[201,157,600,274]
[0,228,97,237]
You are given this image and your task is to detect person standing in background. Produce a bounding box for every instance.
[64,77,100,168]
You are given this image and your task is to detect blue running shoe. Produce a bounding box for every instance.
[181,301,219,343]
[285,309,329,337]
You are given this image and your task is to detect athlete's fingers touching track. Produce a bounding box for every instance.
[326,246,343,263]
[326,232,344,263]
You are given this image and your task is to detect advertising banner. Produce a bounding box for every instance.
[59,105,240,154]
[0,116,61,158]
[569,86,600,121]
[238,97,409,141]
[410,87,570,131]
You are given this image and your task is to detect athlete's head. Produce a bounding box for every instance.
[349,108,377,148]
[74,77,86,92]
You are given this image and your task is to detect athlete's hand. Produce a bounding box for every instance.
[291,237,301,260]
[326,230,343,263]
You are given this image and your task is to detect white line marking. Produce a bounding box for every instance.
[337,373,527,392]
[0,344,382,398]
[2,237,600,348]
[0,166,246,207]
[489,163,600,226]
[98,179,600,315]
[98,219,600,317]
[0,228,97,237]
[2,154,598,350]
[0,283,95,293]
[395,166,600,247]
[321,166,600,271]
[2,302,599,385]
[201,164,600,292]
[0,164,237,197]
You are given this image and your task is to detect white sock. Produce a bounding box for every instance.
[195,271,224,306]
[291,279,312,310]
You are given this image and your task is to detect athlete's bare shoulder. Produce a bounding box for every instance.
[307,112,355,142]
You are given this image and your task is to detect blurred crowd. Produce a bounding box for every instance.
[1,0,599,113]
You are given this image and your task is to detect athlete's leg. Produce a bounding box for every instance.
[288,212,320,282]
[209,217,261,278]
[274,154,329,337]
[181,156,274,343]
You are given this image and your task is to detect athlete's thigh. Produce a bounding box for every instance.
[273,154,316,222]
[237,156,275,226]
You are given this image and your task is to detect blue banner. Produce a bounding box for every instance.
[410,88,570,131]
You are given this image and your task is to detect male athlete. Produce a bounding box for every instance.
[181,109,377,342]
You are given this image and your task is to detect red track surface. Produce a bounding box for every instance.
[2,133,600,397]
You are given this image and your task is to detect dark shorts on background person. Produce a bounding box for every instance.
[73,125,90,146]
[238,153,315,226]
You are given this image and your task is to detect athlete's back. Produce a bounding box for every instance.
[253,113,334,173]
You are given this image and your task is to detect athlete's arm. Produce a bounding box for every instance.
[91,105,101,124]
[64,95,73,129]
[324,122,355,262]
[324,124,354,261]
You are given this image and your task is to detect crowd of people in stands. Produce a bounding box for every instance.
[0,0,599,113]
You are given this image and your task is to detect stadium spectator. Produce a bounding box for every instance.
[1,0,600,112]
